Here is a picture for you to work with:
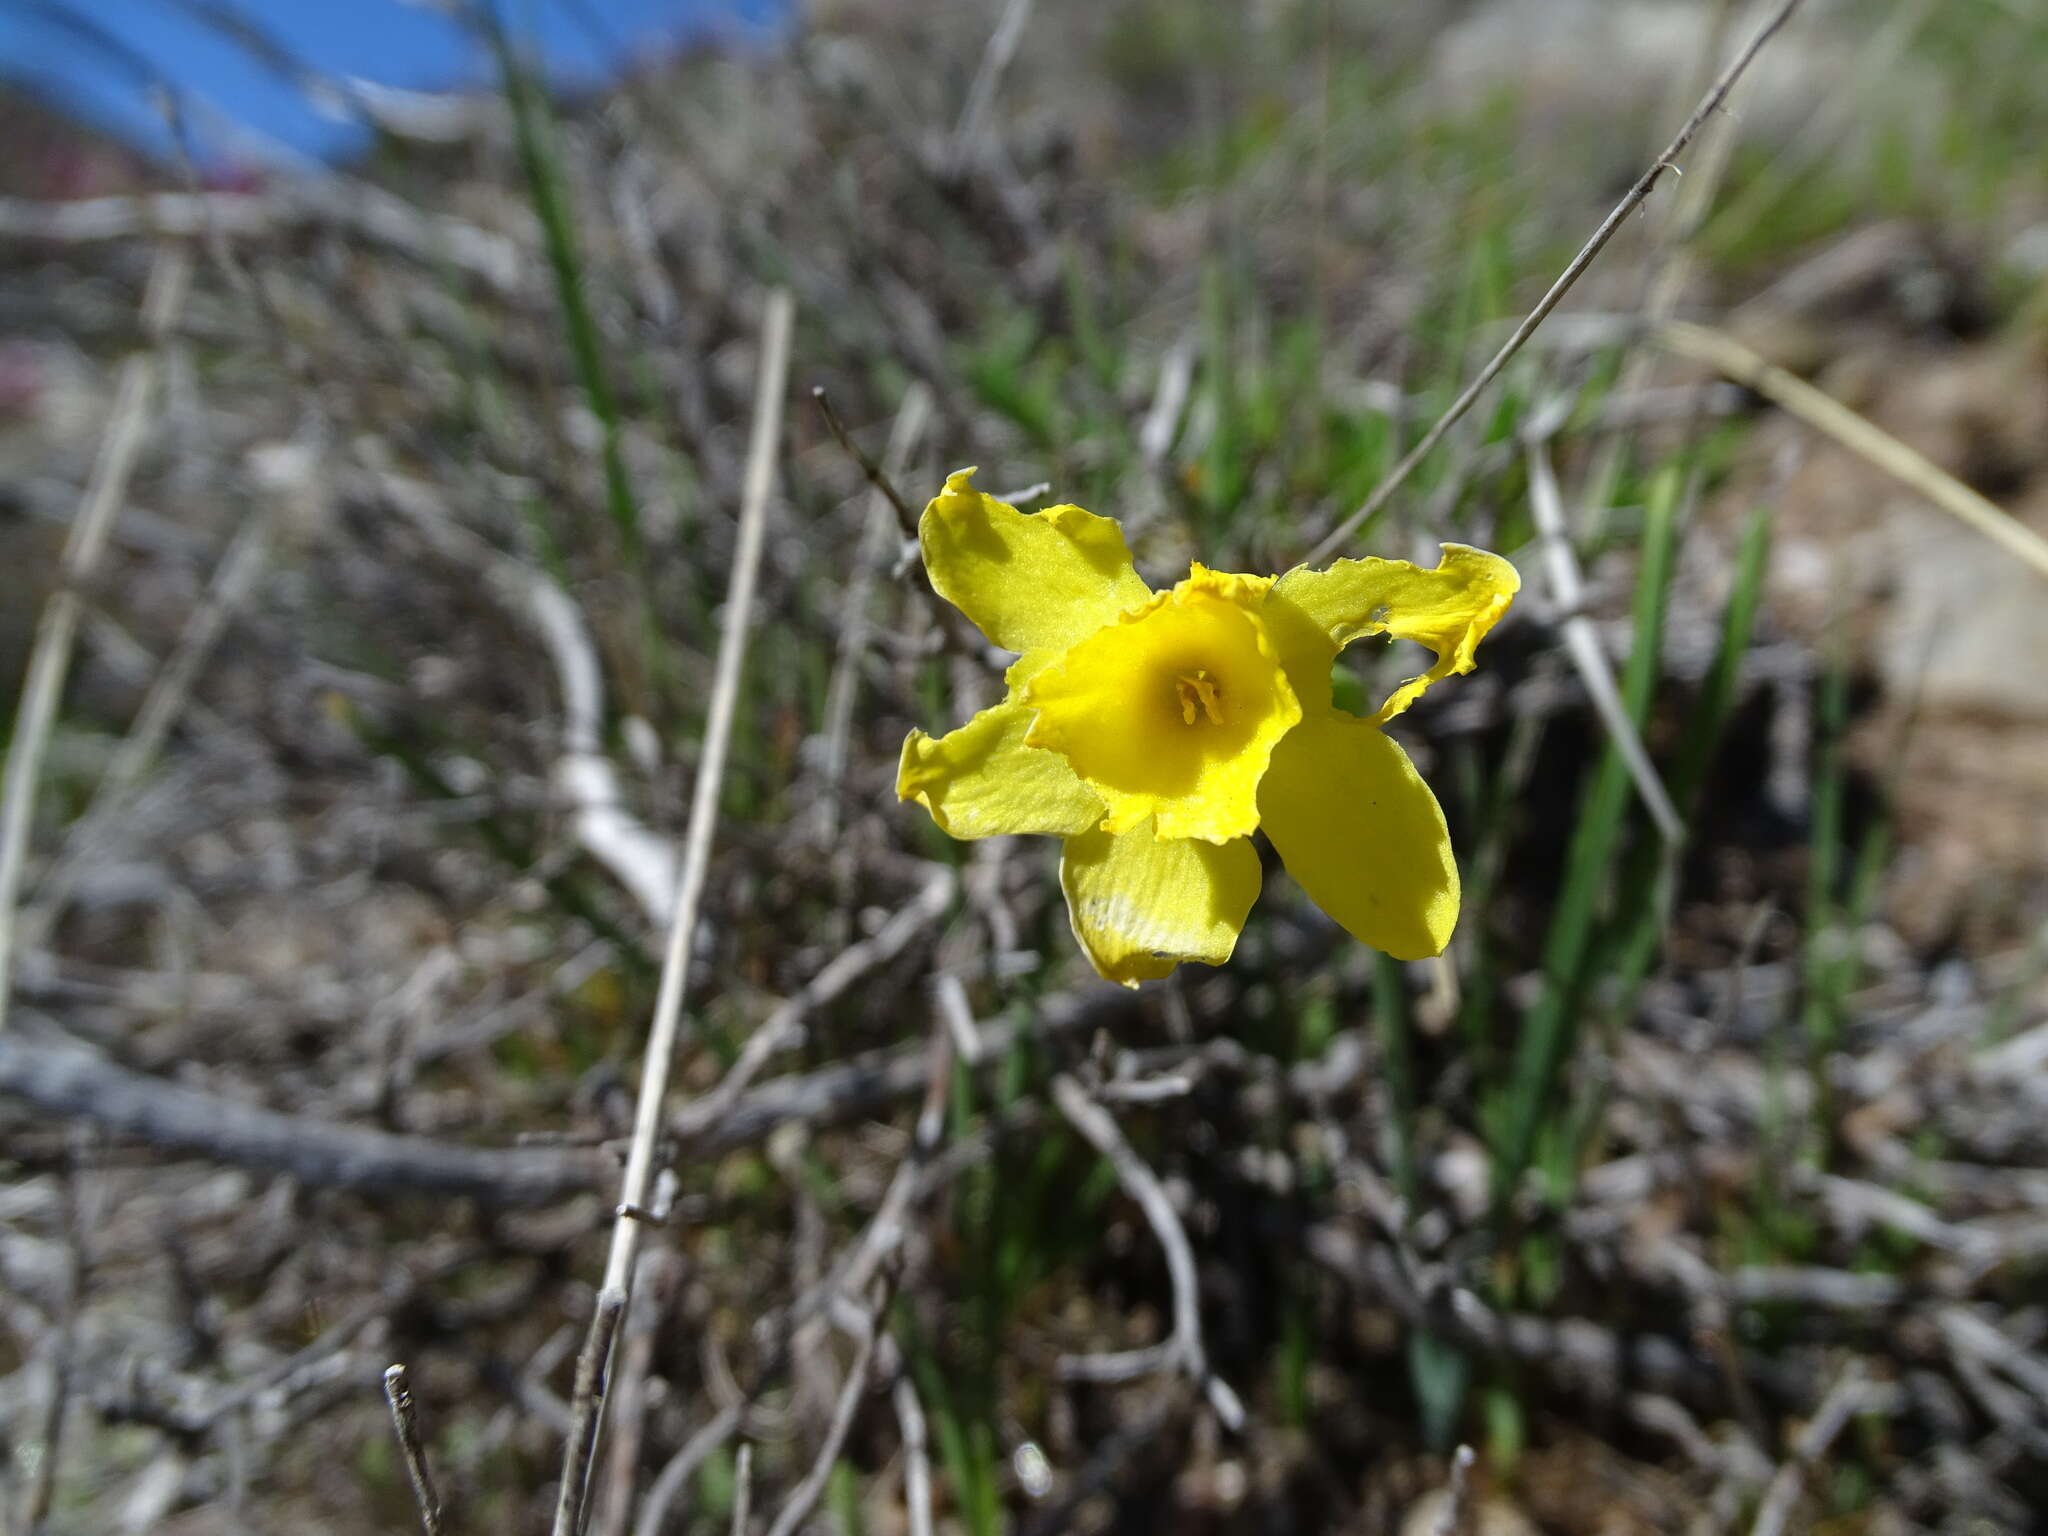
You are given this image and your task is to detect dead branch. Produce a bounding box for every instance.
[0,183,523,295]
[0,1030,604,1204]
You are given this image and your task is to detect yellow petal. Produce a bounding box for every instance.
[1004,648,1062,690]
[898,699,1103,839]
[1256,713,1458,961]
[1060,817,1262,987]
[1267,544,1519,722]
[919,468,1151,654]
[1022,565,1300,843]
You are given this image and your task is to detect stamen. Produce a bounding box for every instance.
[1175,669,1223,726]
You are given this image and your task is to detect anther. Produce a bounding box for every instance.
[1175,670,1223,726]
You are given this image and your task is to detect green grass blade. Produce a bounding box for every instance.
[1602,505,1773,1004]
[485,9,642,558]
[1674,506,1773,809]
[1493,465,1681,1207]
[1802,649,1851,1059]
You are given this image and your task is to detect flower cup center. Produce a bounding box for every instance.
[1018,566,1304,842]
[1174,669,1224,726]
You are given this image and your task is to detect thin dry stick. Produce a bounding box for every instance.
[809,387,989,660]
[0,244,191,1034]
[1050,1075,1245,1430]
[82,504,271,813]
[596,1250,682,1536]
[0,185,522,294]
[551,287,795,1536]
[632,1403,743,1536]
[668,863,954,1142]
[382,1364,445,1536]
[1656,319,2048,583]
[556,1289,629,1536]
[26,501,274,945]
[16,1148,88,1535]
[729,1444,753,1536]
[1431,1444,1477,1536]
[811,387,917,539]
[893,1376,935,1536]
[1576,0,1747,537]
[0,1028,603,1203]
[950,0,1037,173]
[1302,0,1806,566]
[789,1013,953,1322]
[1704,0,1937,250]
[817,383,933,842]
[1749,1363,1872,1536]
[1524,438,1682,842]
[762,1274,897,1536]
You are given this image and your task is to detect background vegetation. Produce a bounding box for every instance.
[2,0,2048,1530]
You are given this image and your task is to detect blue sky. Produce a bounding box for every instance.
[0,1,788,167]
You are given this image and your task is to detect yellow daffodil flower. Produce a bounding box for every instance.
[898,469,1519,987]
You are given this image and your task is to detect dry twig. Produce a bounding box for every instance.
[669,862,954,1141]
[0,1029,603,1203]
[555,1289,629,1536]
[15,1146,89,1535]
[1431,1444,1477,1536]
[25,499,276,948]
[763,1270,899,1536]
[1303,0,1807,565]
[1051,1074,1245,1430]
[893,1375,935,1536]
[1656,319,2048,583]
[552,287,794,1536]
[1524,434,1682,842]
[382,1363,446,1536]
[596,1251,683,1536]
[811,386,917,539]
[1573,0,1747,535]
[817,383,932,843]
[950,0,1037,173]
[730,1444,753,1536]
[0,245,190,1034]
[1750,1363,1892,1536]
[633,1403,743,1536]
